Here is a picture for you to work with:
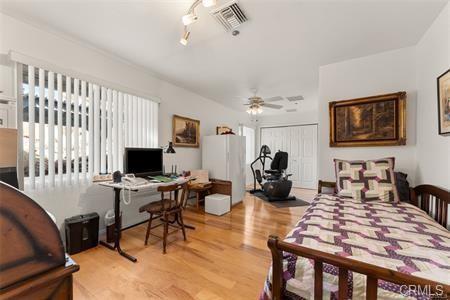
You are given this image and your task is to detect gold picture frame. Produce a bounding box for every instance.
[172,115,200,148]
[329,92,406,147]
[437,69,450,135]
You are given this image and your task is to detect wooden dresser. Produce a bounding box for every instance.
[0,182,79,299]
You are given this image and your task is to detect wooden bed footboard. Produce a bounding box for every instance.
[268,183,450,300]
[268,235,450,300]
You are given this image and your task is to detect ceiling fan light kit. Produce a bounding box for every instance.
[247,106,263,115]
[243,94,303,114]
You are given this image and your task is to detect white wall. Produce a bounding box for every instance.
[318,47,418,184]
[0,12,249,235]
[415,3,450,189]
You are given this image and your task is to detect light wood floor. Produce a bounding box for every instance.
[72,188,316,300]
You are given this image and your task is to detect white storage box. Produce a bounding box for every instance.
[205,193,230,216]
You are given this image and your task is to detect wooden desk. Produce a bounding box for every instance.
[188,182,213,210]
[98,177,189,263]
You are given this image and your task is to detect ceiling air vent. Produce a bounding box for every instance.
[211,1,248,31]
[286,109,297,113]
[286,95,304,102]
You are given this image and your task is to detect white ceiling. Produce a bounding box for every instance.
[1,0,447,115]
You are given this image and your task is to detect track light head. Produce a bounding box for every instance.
[182,13,197,26]
[180,31,190,46]
[202,0,217,7]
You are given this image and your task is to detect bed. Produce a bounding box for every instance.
[262,182,450,300]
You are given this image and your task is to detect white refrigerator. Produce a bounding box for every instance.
[202,135,246,205]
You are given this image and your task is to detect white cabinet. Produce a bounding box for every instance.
[0,64,16,128]
[0,64,15,101]
[202,135,246,205]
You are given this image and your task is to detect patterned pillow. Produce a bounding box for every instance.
[334,158,399,202]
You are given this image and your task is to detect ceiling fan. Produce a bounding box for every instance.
[243,95,284,115]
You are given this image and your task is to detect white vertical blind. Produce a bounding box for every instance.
[38,68,45,187]
[118,92,124,171]
[138,97,143,147]
[73,79,80,184]
[152,100,158,147]
[88,83,94,177]
[65,76,72,184]
[132,96,138,147]
[127,94,132,146]
[100,87,106,173]
[21,64,159,188]
[107,89,113,173]
[47,71,55,187]
[93,84,100,175]
[112,90,119,171]
[27,66,36,189]
[143,99,148,147]
[81,81,87,180]
[57,74,63,184]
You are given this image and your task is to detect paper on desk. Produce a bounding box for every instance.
[190,170,209,184]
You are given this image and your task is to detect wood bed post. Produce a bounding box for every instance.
[268,235,283,300]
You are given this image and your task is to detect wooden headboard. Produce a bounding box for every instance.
[0,182,79,298]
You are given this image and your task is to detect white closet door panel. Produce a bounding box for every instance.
[299,125,318,189]
[289,127,301,186]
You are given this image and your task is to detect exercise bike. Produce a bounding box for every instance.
[249,145,295,201]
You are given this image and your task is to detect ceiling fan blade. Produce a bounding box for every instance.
[262,103,283,109]
[263,96,284,102]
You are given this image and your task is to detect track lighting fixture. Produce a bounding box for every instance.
[180,0,218,45]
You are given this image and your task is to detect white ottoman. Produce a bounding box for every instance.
[205,193,230,216]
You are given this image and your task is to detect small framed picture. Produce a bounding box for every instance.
[216,126,232,135]
[172,115,200,147]
[437,69,450,135]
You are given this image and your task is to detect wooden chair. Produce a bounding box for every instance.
[139,182,188,254]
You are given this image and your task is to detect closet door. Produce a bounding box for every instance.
[299,125,317,189]
[260,125,317,189]
[288,126,301,187]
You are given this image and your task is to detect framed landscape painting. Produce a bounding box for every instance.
[329,92,406,147]
[172,115,200,147]
[437,69,450,135]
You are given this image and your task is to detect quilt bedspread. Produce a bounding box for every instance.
[261,194,450,299]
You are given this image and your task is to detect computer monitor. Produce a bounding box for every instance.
[124,148,163,177]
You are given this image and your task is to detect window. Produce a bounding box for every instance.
[242,126,255,164]
[21,64,158,189]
